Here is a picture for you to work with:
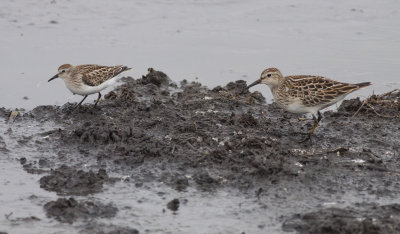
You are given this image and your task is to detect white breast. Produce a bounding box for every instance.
[64,77,118,96]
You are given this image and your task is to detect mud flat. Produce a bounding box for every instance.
[1,69,400,233]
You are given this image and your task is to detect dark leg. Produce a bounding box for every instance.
[94,92,101,107]
[299,111,322,143]
[75,95,88,109]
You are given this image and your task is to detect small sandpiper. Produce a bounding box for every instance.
[49,64,132,108]
[247,68,371,142]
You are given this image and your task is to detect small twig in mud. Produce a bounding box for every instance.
[326,212,359,219]
[352,99,367,117]
[353,89,400,118]
[171,144,176,154]
[379,89,399,98]
[364,151,382,163]
[365,102,395,118]
[327,147,349,154]
[186,141,196,150]
[363,164,400,174]
[297,117,311,121]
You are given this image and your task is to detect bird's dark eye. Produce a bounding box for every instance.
[267,74,271,77]
[61,70,65,73]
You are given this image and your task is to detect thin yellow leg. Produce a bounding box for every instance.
[309,120,319,135]
[299,111,322,143]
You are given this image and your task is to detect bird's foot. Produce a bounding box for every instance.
[298,134,313,144]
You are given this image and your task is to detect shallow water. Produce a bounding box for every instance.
[1,0,399,109]
[0,117,76,233]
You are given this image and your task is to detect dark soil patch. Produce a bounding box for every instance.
[39,165,109,195]
[167,198,180,212]
[283,203,400,234]
[44,197,117,224]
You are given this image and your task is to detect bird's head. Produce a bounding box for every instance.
[247,67,283,89]
[48,64,73,82]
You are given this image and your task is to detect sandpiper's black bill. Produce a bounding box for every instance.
[48,74,59,82]
[246,79,261,89]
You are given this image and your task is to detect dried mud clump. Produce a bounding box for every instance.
[282,203,400,234]
[337,97,363,113]
[44,197,117,224]
[167,198,180,212]
[350,89,400,118]
[140,68,170,87]
[39,165,108,195]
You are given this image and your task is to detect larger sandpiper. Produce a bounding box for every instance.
[49,64,132,108]
[247,68,371,142]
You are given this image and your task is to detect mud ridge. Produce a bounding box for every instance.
[4,68,400,233]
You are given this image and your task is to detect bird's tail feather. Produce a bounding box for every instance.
[356,82,371,88]
[121,66,132,72]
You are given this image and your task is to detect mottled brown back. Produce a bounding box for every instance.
[76,64,131,86]
[279,76,370,107]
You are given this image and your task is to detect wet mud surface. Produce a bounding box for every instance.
[1,69,400,233]
[39,165,109,196]
[283,203,400,234]
[44,197,117,224]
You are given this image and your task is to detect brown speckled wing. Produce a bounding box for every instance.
[284,76,362,106]
[78,65,130,86]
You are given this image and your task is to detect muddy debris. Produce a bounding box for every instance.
[39,165,109,195]
[19,157,27,164]
[167,198,180,212]
[4,213,40,224]
[44,197,117,224]
[282,203,400,234]
[19,157,51,174]
[193,172,222,191]
[350,89,400,118]
[174,177,189,192]
[161,173,189,192]
[82,223,139,234]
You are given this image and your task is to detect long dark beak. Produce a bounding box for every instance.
[246,79,261,89]
[48,74,59,82]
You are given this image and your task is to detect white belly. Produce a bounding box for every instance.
[284,101,319,114]
[285,102,321,115]
[283,95,347,115]
[64,77,118,96]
